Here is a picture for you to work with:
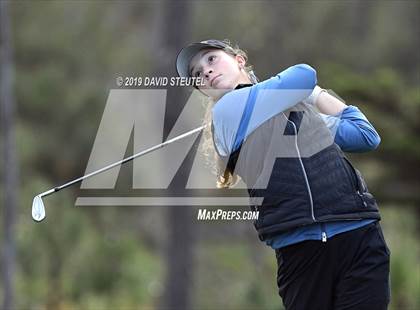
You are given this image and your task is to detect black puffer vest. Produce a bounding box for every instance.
[215,102,381,242]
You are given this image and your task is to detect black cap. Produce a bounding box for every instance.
[176,40,235,78]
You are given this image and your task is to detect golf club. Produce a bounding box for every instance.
[32,124,207,222]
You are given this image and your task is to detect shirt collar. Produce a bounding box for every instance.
[235,83,253,90]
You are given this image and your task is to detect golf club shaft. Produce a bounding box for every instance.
[39,124,207,198]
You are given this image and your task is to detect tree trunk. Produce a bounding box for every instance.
[0,1,18,309]
[154,1,195,309]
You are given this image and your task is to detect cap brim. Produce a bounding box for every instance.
[176,43,222,78]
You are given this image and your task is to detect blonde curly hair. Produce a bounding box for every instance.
[198,39,258,188]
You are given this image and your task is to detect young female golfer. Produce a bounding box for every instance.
[176,40,390,310]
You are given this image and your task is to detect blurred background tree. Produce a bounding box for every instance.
[1,1,419,309]
[1,1,17,309]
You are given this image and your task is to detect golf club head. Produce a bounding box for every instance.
[32,195,46,222]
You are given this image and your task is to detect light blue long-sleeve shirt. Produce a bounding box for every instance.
[211,64,381,249]
[212,64,317,156]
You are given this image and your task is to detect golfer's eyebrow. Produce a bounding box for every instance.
[190,50,212,76]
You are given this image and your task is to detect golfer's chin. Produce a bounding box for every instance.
[207,80,238,99]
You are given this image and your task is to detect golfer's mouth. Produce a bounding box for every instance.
[210,74,222,87]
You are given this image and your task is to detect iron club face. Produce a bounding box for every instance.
[32,195,46,222]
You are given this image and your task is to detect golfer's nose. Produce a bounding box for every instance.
[204,68,213,79]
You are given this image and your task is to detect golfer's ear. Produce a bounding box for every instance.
[235,55,246,67]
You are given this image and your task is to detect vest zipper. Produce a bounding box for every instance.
[343,157,368,208]
[287,117,316,222]
[357,190,368,207]
[321,222,327,242]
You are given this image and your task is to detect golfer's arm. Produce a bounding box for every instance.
[321,106,381,152]
[311,86,380,151]
[315,91,348,115]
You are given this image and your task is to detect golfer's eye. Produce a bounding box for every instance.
[194,70,202,77]
[208,55,216,63]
